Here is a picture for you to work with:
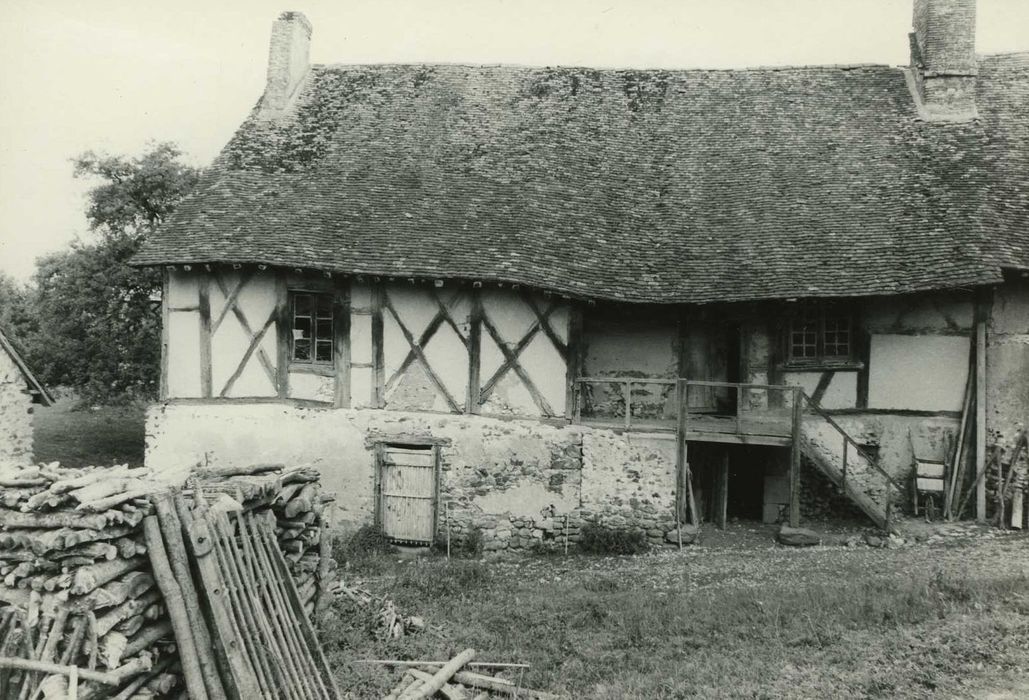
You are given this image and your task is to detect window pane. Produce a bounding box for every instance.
[293,316,311,339]
[823,317,850,357]
[293,339,311,361]
[316,295,334,317]
[293,293,312,317]
[316,318,333,342]
[315,339,333,363]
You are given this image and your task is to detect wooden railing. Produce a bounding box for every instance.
[798,391,906,525]
[573,377,794,438]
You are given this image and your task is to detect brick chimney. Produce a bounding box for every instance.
[909,0,978,120]
[262,11,312,114]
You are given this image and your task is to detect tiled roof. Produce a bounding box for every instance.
[976,53,1029,271]
[133,56,1029,303]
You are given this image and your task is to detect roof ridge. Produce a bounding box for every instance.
[312,61,897,74]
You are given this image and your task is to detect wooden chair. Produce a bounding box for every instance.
[910,428,947,521]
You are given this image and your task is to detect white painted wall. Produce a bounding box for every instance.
[867,334,970,411]
[784,371,857,409]
[165,270,201,399]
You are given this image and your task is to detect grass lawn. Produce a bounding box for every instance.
[32,398,146,467]
[325,531,1029,699]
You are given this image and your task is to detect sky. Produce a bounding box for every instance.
[0,0,1027,282]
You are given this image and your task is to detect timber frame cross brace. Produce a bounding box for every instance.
[382,287,467,414]
[201,270,278,398]
[479,292,568,418]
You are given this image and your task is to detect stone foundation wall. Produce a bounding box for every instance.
[146,403,679,551]
[0,347,33,465]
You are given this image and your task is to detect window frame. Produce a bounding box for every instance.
[288,289,336,373]
[784,303,857,369]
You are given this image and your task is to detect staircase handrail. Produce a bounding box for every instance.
[798,390,905,494]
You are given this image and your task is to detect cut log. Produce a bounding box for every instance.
[407,668,468,700]
[67,557,146,596]
[401,648,476,700]
[141,516,208,700]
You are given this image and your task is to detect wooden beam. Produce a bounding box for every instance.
[855,312,871,409]
[767,319,785,408]
[565,303,583,419]
[790,389,803,527]
[371,284,385,408]
[198,275,213,398]
[160,268,170,400]
[275,271,290,399]
[717,450,729,530]
[521,291,568,360]
[467,289,482,414]
[334,279,351,409]
[975,288,991,522]
[211,269,254,335]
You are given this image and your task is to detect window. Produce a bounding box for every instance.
[787,304,852,365]
[291,291,334,364]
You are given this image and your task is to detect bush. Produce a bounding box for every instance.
[578,523,650,555]
[333,524,396,564]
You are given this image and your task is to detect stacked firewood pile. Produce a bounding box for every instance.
[0,462,337,699]
[189,464,337,618]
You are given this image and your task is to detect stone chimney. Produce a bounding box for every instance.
[909,0,978,120]
[263,11,312,114]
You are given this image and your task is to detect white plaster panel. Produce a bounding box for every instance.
[868,334,970,411]
[382,310,409,381]
[225,329,278,398]
[992,278,1029,335]
[166,311,201,398]
[519,332,567,415]
[166,270,198,309]
[783,371,857,409]
[235,273,278,327]
[289,371,334,403]
[479,328,506,383]
[350,367,374,408]
[481,289,536,341]
[350,314,373,365]
[350,282,373,311]
[422,322,469,405]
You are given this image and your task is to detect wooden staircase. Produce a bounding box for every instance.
[799,396,905,534]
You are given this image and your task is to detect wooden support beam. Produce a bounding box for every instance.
[467,289,482,414]
[564,303,583,419]
[975,288,990,522]
[275,271,290,399]
[160,269,170,401]
[334,280,351,409]
[789,388,802,527]
[371,284,385,408]
[716,450,729,530]
[198,275,212,398]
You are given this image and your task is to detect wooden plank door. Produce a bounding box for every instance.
[683,321,733,412]
[378,444,438,544]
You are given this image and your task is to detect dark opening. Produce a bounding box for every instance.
[726,447,764,521]
[689,443,767,524]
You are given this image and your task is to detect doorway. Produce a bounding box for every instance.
[375,442,439,545]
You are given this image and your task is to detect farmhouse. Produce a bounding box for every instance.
[134,0,1029,548]
[0,328,53,465]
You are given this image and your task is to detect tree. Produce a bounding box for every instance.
[0,272,36,352]
[26,143,201,403]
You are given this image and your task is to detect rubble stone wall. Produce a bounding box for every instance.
[146,403,678,550]
[0,346,33,465]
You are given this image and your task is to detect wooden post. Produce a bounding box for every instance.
[789,388,802,527]
[975,289,990,522]
[716,450,729,530]
[333,279,351,409]
[467,288,482,414]
[152,493,226,700]
[623,381,632,430]
[676,379,687,524]
[141,516,209,700]
[371,284,385,408]
[198,274,212,399]
[160,269,170,401]
[564,302,584,419]
[275,271,290,399]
